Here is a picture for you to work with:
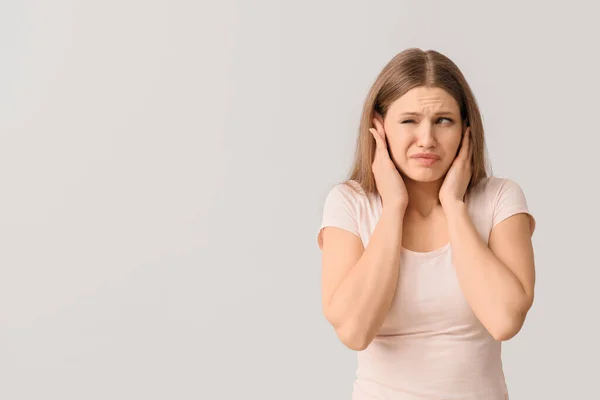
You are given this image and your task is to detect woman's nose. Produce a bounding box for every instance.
[416,124,437,148]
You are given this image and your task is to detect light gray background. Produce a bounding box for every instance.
[1,1,597,399]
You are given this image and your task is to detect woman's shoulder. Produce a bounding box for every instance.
[321,179,380,216]
[469,175,523,198]
[325,179,371,202]
[318,179,374,249]
[468,175,531,216]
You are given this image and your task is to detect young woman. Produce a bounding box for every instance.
[317,48,536,399]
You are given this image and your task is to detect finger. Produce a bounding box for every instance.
[458,127,470,162]
[466,128,473,163]
[463,128,473,174]
[372,118,386,139]
[369,128,385,150]
[373,118,389,148]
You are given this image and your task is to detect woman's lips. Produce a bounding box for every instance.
[410,153,440,166]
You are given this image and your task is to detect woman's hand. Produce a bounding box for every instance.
[439,127,472,209]
[369,117,408,210]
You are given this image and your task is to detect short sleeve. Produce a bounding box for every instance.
[492,178,536,235]
[316,183,360,250]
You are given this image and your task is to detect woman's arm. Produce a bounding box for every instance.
[321,203,405,351]
[445,201,535,341]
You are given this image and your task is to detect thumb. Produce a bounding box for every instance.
[369,128,385,151]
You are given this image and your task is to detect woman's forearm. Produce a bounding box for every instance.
[327,204,405,350]
[445,201,530,340]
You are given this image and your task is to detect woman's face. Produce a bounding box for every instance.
[377,86,466,183]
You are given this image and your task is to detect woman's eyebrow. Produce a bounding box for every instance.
[398,111,456,117]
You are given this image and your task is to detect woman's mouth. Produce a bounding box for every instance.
[410,153,440,166]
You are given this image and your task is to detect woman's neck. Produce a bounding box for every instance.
[402,176,444,217]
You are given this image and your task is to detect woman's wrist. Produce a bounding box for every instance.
[382,202,407,219]
[443,200,468,222]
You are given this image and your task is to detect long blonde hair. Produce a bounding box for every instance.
[344,48,491,196]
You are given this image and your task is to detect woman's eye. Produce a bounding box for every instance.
[401,118,452,124]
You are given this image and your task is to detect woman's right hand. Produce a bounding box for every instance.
[369,117,409,210]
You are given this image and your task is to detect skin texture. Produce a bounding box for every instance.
[321,86,535,349]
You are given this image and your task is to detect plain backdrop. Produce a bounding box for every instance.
[1,1,598,399]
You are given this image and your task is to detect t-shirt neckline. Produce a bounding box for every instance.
[400,242,451,258]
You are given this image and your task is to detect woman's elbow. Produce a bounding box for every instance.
[490,308,530,341]
[338,326,371,351]
[330,318,371,351]
[490,324,521,341]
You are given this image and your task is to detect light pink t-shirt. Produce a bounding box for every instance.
[317,176,535,400]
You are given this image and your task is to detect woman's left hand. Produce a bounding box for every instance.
[439,127,472,208]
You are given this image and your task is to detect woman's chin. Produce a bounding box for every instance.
[402,168,445,183]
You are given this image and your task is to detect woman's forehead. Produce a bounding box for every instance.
[390,87,459,115]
